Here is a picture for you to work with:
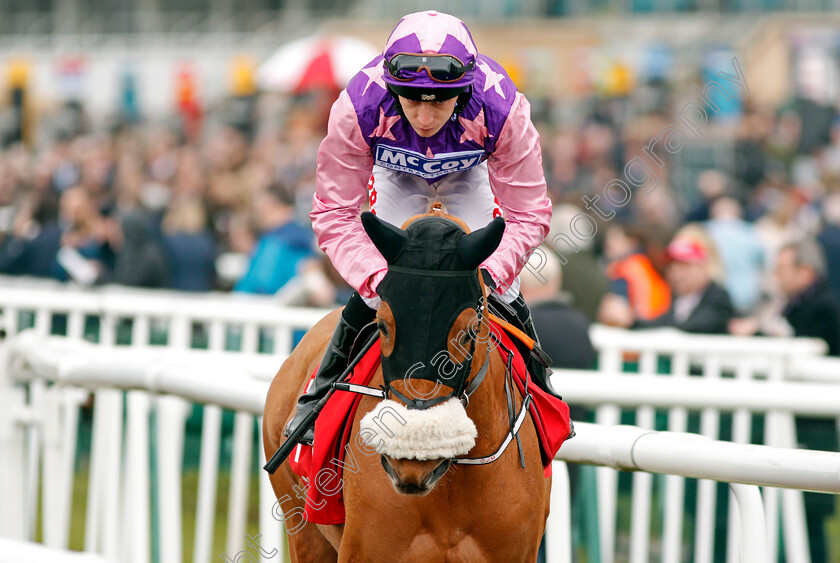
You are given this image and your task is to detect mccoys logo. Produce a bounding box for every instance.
[375,145,485,179]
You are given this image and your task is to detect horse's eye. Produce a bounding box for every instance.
[460,331,471,346]
[377,321,389,338]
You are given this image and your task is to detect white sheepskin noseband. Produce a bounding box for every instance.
[359,397,477,460]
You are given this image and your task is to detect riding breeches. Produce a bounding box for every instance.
[367,161,521,305]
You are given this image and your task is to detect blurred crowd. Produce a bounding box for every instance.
[1,82,839,354]
[0,98,350,307]
[543,94,840,355]
[1,62,839,563]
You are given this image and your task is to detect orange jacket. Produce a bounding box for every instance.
[606,254,671,321]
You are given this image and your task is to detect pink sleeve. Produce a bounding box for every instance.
[310,91,387,298]
[482,92,552,293]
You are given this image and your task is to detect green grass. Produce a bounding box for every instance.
[827,511,840,563]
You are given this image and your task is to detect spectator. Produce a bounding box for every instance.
[161,198,217,291]
[601,234,734,334]
[599,223,671,324]
[817,193,840,302]
[685,169,728,223]
[755,187,804,276]
[56,185,108,284]
[733,103,771,189]
[773,239,840,355]
[704,197,764,313]
[547,204,609,322]
[777,240,839,563]
[0,192,62,278]
[520,249,596,371]
[234,181,314,295]
[110,210,170,288]
[274,255,339,308]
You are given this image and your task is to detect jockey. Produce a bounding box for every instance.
[285,10,554,444]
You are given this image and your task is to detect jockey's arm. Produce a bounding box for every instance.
[483,92,552,294]
[311,91,387,299]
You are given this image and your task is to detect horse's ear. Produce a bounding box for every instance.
[361,212,408,263]
[460,216,505,270]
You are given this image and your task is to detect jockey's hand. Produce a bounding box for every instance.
[480,268,496,291]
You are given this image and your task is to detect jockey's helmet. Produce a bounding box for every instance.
[382,11,476,105]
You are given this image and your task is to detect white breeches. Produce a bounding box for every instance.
[364,161,520,306]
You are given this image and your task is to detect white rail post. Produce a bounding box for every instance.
[85,386,104,553]
[594,345,621,563]
[41,385,63,548]
[99,388,125,560]
[629,349,656,563]
[193,404,222,563]
[25,307,50,542]
[545,459,572,563]
[729,483,767,563]
[258,418,285,563]
[122,390,151,563]
[727,356,755,563]
[662,351,689,563]
[25,378,45,541]
[156,395,189,563]
[695,354,722,563]
[0,387,27,540]
[765,357,810,563]
[778,357,812,563]
[226,411,254,556]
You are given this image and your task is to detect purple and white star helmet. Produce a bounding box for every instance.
[381,10,478,95]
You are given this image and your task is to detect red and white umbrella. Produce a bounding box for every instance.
[257,34,381,94]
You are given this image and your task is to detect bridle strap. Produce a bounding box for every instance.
[388,386,453,410]
[460,342,490,406]
[451,394,532,465]
[334,346,490,408]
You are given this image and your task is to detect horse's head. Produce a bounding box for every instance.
[359,207,504,495]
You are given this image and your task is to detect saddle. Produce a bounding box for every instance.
[288,319,572,525]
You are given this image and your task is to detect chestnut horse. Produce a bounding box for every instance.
[263,208,550,562]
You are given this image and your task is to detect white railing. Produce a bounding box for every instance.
[585,324,830,563]
[1,278,838,562]
[2,333,840,561]
[0,538,118,563]
[1,332,289,563]
[4,331,840,563]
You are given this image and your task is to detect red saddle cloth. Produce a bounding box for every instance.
[288,320,572,525]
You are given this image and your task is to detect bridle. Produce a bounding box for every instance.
[335,285,533,468]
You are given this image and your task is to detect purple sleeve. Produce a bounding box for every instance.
[482,92,552,293]
[310,91,387,298]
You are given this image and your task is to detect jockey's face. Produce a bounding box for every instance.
[398,96,458,137]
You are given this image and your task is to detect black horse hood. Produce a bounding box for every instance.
[362,212,504,401]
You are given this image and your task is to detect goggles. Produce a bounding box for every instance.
[386,53,474,84]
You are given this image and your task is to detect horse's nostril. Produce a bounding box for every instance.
[397,483,428,495]
[422,458,452,487]
[380,455,395,479]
